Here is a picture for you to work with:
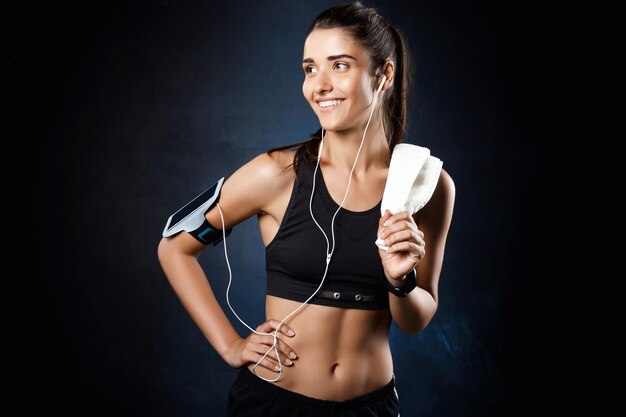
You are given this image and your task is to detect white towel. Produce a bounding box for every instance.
[375,144,443,250]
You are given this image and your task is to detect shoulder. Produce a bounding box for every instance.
[430,168,455,213]
[229,148,298,196]
[415,168,455,230]
[436,168,455,202]
[204,148,298,228]
[240,149,298,192]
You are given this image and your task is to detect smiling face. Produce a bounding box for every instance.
[302,28,380,134]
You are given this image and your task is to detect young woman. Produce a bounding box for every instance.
[158,2,455,416]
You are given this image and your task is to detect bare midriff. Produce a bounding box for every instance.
[247,294,393,401]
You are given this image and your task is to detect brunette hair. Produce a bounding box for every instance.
[268,1,413,172]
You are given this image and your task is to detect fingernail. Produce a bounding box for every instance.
[286,359,293,365]
[275,365,281,371]
[288,329,295,336]
[383,221,389,226]
[290,352,297,359]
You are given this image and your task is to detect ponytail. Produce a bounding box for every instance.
[384,24,413,152]
[268,2,413,174]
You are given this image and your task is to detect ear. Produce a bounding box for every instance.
[380,60,395,92]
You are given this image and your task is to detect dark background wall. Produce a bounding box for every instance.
[15,0,553,415]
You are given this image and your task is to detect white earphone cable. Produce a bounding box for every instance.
[216,203,282,379]
[216,77,384,382]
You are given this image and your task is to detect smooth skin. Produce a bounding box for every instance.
[157,28,455,401]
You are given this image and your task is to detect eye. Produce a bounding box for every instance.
[303,66,317,75]
[334,62,349,70]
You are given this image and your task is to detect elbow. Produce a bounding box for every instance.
[396,302,438,335]
[157,237,173,266]
[398,317,433,335]
[157,238,167,262]
[158,236,202,268]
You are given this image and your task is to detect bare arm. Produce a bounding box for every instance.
[378,169,456,334]
[157,151,298,370]
[158,233,241,359]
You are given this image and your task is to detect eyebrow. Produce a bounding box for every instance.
[302,54,358,64]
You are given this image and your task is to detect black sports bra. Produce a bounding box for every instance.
[265,145,389,310]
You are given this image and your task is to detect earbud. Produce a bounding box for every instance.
[376,75,386,94]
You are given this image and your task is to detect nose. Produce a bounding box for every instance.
[314,71,332,95]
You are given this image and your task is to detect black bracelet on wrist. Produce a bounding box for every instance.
[384,268,417,297]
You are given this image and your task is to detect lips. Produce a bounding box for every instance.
[317,99,345,112]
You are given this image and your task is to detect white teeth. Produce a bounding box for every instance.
[319,99,344,108]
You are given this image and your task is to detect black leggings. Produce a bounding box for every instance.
[225,367,400,417]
